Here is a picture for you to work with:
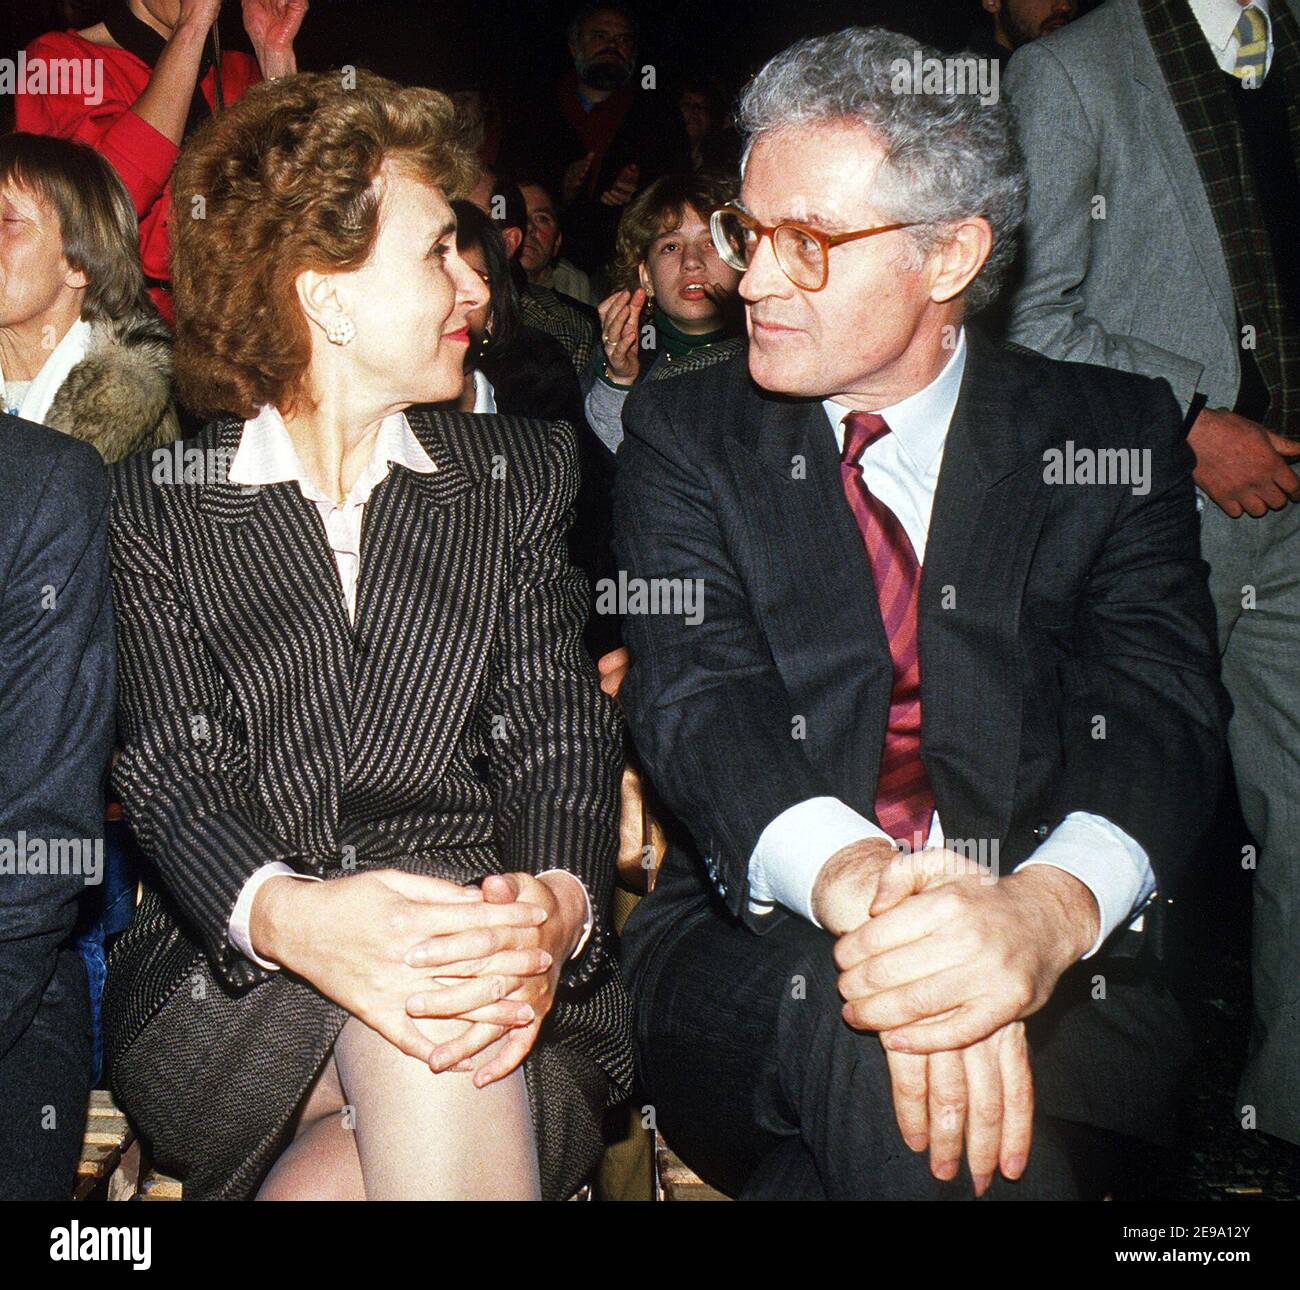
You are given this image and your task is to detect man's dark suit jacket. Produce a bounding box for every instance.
[612,329,1229,1143]
[0,415,114,1197]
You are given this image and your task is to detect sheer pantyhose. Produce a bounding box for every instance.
[255,1015,540,1200]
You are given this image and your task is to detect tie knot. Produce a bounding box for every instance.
[842,411,891,463]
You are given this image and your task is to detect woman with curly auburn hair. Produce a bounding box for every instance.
[582,172,744,452]
[101,69,632,1201]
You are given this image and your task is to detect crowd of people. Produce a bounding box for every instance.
[1,0,1296,1206]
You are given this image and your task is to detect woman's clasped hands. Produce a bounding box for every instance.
[250,867,585,1089]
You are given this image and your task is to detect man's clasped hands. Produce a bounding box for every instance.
[810,836,1100,1196]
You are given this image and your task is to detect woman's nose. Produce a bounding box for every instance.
[456,260,488,310]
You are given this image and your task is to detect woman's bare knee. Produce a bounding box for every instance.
[288,1051,347,1140]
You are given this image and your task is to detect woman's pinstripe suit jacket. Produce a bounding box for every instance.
[100,406,633,1200]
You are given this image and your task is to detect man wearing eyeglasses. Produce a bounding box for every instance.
[612,26,1227,1200]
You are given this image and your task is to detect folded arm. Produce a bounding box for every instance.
[476,419,622,983]
[107,471,303,992]
[615,387,839,930]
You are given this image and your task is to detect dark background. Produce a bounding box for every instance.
[3,1,1104,107]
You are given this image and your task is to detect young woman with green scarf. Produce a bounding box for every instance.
[582,172,743,452]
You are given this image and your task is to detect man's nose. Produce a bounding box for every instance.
[738,232,788,302]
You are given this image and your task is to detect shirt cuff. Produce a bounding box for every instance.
[748,797,894,925]
[1017,811,1156,959]
[535,870,594,959]
[228,861,322,970]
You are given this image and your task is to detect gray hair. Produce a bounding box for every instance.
[736,27,1026,315]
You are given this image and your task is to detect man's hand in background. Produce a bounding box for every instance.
[1189,407,1300,518]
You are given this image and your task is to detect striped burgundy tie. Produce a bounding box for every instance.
[840,411,935,849]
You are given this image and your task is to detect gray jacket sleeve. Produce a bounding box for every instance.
[1003,42,1206,414]
[583,376,631,454]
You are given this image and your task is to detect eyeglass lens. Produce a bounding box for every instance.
[711,209,824,289]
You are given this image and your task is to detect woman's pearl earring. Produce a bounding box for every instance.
[326,314,356,346]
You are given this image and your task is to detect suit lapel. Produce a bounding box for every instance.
[346,407,507,794]
[193,409,503,838]
[919,331,1051,842]
[1127,2,1236,334]
[734,335,1052,833]
[739,389,894,818]
[194,419,353,852]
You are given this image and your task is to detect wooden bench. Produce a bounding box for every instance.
[75,1090,138,1200]
[654,1132,729,1202]
[136,1168,183,1201]
[76,1090,181,1201]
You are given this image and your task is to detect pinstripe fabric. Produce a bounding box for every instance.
[100,407,632,1200]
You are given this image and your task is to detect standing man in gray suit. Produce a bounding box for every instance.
[1005,0,1300,1144]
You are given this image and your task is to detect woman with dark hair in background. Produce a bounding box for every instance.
[450,199,619,662]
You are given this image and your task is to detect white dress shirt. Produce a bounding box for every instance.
[747,328,1157,959]
[470,367,498,414]
[1,317,92,424]
[224,406,591,968]
[1189,0,1274,76]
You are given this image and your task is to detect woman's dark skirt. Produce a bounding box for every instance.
[102,853,631,1201]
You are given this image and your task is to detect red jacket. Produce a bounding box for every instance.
[16,30,260,325]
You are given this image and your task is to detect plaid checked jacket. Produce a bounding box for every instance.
[521,285,599,377]
[1007,0,1300,434]
[1139,0,1300,435]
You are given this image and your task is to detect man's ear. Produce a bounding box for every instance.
[553,228,563,261]
[502,225,524,259]
[295,266,350,335]
[928,217,992,306]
